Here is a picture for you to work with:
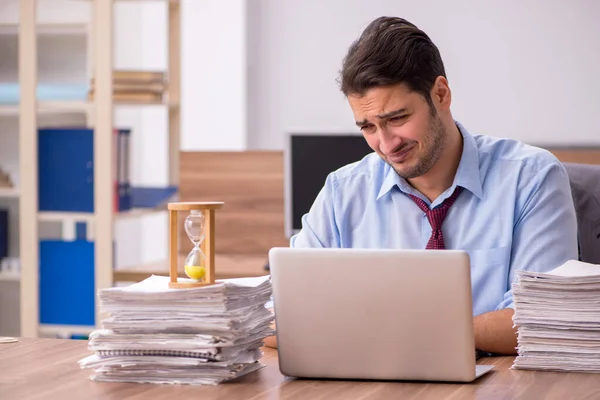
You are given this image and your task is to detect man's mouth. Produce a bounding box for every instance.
[387,144,416,163]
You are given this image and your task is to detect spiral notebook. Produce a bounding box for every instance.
[97,349,220,360]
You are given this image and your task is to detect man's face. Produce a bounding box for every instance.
[348,83,446,180]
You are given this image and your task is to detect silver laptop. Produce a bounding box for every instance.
[268,247,494,382]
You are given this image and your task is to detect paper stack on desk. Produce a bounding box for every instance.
[512,260,600,373]
[78,275,275,385]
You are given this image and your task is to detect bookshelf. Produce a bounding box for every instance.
[17,0,181,338]
[0,22,88,35]
[0,188,20,198]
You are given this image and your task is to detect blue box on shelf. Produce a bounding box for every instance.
[39,239,96,326]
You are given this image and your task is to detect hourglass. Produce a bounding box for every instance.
[167,201,224,289]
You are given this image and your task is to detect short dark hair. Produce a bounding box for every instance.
[339,16,446,107]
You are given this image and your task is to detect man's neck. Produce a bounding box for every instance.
[408,122,463,202]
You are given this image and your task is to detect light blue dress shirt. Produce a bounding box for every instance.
[290,122,579,316]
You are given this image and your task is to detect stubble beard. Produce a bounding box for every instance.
[391,113,446,180]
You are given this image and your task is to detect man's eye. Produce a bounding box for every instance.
[389,115,407,123]
[360,125,376,133]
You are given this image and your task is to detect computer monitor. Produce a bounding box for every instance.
[284,132,374,238]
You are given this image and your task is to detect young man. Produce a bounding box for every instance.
[272,16,579,355]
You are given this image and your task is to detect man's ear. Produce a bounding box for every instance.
[431,76,451,110]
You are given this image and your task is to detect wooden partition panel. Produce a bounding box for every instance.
[179,147,599,257]
[179,151,289,256]
[545,148,600,165]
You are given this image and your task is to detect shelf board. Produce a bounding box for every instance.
[0,187,19,198]
[0,105,21,116]
[0,23,88,36]
[76,0,178,2]
[0,99,176,117]
[0,272,20,282]
[38,100,90,113]
[37,207,167,223]
[116,207,168,220]
[0,101,89,116]
[38,324,95,338]
[113,253,269,283]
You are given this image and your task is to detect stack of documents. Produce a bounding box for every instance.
[512,260,600,373]
[78,275,275,385]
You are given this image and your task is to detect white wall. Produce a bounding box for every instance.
[0,0,90,24]
[247,0,600,149]
[181,0,247,151]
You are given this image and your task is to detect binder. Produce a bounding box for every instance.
[130,186,178,208]
[38,127,132,213]
[118,128,132,210]
[0,209,7,260]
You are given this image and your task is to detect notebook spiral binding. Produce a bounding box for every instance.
[97,349,219,360]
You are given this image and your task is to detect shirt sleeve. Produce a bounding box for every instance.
[290,173,341,248]
[496,159,579,310]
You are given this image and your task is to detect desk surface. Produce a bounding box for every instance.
[2,338,600,400]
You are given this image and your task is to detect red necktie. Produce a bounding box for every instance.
[408,186,463,250]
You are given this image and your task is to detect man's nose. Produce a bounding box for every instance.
[378,129,402,155]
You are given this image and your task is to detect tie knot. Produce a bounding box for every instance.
[408,186,462,214]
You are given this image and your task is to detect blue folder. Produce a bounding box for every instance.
[0,83,88,104]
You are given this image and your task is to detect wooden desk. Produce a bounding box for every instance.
[2,338,600,400]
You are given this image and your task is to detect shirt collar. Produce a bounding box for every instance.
[376,121,483,201]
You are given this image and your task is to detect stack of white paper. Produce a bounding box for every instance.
[78,275,275,385]
[512,260,600,373]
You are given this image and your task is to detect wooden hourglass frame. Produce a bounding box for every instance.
[168,201,224,289]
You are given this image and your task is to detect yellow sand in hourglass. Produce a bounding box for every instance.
[168,202,224,289]
[184,210,206,281]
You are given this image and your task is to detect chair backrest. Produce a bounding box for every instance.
[562,162,600,264]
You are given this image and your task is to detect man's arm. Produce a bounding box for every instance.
[290,174,340,248]
[479,158,578,354]
[474,309,517,355]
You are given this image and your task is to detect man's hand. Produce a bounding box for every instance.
[264,335,278,349]
[474,308,517,355]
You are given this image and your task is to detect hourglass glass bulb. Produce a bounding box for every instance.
[184,210,205,246]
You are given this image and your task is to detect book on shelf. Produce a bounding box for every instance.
[0,209,7,260]
[87,91,163,104]
[88,70,167,104]
[91,70,165,85]
[89,82,166,94]
[0,167,13,188]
